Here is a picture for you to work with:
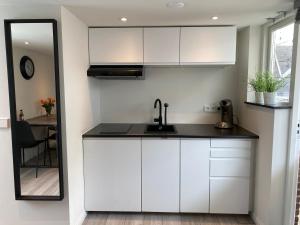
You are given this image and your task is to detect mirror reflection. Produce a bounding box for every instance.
[7,21,63,199]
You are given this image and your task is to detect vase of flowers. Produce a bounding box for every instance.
[249,72,265,104]
[40,97,55,116]
[263,72,286,105]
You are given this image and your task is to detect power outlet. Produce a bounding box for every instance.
[297,121,300,139]
[203,103,220,113]
[0,118,10,128]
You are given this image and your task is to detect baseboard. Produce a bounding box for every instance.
[74,211,87,225]
[251,212,265,225]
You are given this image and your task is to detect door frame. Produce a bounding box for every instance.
[284,15,300,225]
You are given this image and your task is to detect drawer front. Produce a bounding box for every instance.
[211,148,251,158]
[210,159,250,177]
[211,139,252,148]
[210,177,250,214]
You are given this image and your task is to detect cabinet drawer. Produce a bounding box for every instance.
[210,159,250,177]
[210,177,250,214]
[211,139,252,148]
[211,148,251,158]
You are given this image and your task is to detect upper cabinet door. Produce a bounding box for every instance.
[180,27,237,65]
[144,27,180,65]
[89,28,143,65]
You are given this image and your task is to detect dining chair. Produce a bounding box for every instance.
[16,121,47,178]
[44,126,57,167]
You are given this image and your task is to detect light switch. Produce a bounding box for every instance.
[0,118,10,128]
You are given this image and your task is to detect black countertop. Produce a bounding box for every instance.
[244,101,292,109]
[82,123,259,139]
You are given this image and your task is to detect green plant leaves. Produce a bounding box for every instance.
[249,71,287,93]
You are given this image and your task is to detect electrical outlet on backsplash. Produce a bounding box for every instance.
[203,103,220,113]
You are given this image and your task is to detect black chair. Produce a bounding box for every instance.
[16,121,46,178]
[44,126,57,167]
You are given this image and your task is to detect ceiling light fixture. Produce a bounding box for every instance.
[212,16,219,20]
[166,1,185,8]
[24,41,30,45]
[120,17,128,22]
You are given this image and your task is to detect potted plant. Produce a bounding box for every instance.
[40,97,55,116]
[263,72,286,105]
[249,72,265,104]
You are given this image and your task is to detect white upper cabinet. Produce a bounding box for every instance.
[180,26,237,65]
[88,26,237,66]
[144,27,180,65]
[89,28,143,64]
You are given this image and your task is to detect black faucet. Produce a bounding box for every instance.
[164,103,169,126]
[154,98,163,128]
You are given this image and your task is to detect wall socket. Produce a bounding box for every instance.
[297,121,300,139]
[0,118,10,128]
[203,103,220,113]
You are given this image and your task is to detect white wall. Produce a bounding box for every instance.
[0,5,70,225]
[13,47,56,119]
[99,66,238,124]
[237,26,290,225]
[61,7,101,225]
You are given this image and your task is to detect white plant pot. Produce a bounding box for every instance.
[264,92,277,105]
[255,92,264,104]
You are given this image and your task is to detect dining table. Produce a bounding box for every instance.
[26,114,57,127]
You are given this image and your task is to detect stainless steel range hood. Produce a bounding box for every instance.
[87,65,144,80]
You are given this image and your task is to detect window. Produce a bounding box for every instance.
[269,22,294,102]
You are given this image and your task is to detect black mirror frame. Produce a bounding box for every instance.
[4,19,64,201]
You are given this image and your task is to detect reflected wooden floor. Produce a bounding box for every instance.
[83,213,255,225]
[20,168,59,196]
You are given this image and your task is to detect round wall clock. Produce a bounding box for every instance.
[20,56,35,80]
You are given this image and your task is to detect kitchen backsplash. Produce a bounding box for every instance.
[99,66,238,124]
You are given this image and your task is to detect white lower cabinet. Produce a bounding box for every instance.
[209,139,252,214]
[142,138,180,212]
[210,177,250,214]
[83,138,141,211]
[180,139,210,213]
[83,137,253,214]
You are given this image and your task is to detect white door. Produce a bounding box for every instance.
[89,28,143,64]
[210,177,250,214]
[144,27,180,65]
[180,26,237,65]
[180,139,210,213]
[142,138,180,212]
[83,138,141,211]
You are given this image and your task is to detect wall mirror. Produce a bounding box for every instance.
[4,19,64,200]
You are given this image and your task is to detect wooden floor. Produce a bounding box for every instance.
[83,213,255,225]
[20,168,59,196]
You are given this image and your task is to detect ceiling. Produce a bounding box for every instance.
[11,23,54,55]
[0,0,294,27]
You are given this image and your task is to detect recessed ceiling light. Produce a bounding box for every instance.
[166,1,185,8]
[212,16,219,20]
[120,17,127,22]
[24,41,30,45]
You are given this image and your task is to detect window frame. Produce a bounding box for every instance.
[266,17,295,102]
[267,17,295,72]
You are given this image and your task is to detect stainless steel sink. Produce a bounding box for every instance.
[145,124,177,133]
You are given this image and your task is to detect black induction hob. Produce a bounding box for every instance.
[98,124,132,134]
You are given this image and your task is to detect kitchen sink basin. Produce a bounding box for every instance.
[145,124,177,133]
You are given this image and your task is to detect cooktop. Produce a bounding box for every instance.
[98,124,132,134]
